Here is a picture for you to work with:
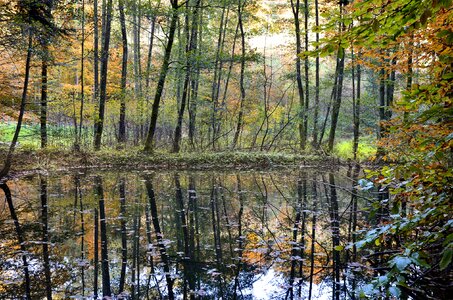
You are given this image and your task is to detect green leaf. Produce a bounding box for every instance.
[389,286,401,297]
[334,245,344,251]
[440,248,452,270]
[393,256,411,271]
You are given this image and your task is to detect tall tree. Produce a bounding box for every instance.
[173,0,202,153]
[311,0,320,148]
[0,30,32,179]
[118,0,128,144]
[93,0,113,150]
[232,0,246,149]
[327,1,346,152]
[144,0,179,152]
[40,0,53,149]
[290,0,306,150]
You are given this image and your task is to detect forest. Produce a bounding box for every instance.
[0,0,452,299]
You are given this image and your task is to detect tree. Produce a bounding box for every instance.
[93,0,113,150]
[118,0,128,144]
[232,0,247,149]
[172,0,202,153]
[0,0,58,178]
[290,0,306,150]
[144,0,179,152]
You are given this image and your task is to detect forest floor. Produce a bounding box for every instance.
[0,147,345,179]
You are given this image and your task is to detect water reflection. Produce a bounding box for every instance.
[0,169,369,299]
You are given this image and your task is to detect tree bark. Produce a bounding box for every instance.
[144,0,179,152]
[232,0,246,149]
[327,2,346,152]
[93,0,113,150]
[312,0,320,148]
[290,0,306,150]
[0,31,33,179]
[173,0,201,153]
[118,0,128,144]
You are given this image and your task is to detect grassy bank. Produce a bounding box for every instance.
[0,147,337,177]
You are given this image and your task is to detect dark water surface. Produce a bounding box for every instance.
[0,167,372,299]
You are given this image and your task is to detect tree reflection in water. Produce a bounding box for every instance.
[0,169,370,299]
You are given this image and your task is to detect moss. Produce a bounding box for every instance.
[333,138,376,162]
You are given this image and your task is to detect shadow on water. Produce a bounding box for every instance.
[0,168,375,299]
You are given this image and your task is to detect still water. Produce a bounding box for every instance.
[0,167,370,299]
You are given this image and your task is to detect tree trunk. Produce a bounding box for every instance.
[327,2,346,152]
[352,49,361,160]
[94,0,113,150]
[118,0,128,144]
[312,0,320,148]
[303,0,309,149]
[41,46,48,149]
[144,0,179,152]
[188,1,203,148]
[173,0,201,153]
[290,0,306,150]
[232,0,246,149]
[0,31,33,179]
[78,0,85,149]
[93,0,99,102]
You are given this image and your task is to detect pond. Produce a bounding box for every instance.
[0,167,374,299]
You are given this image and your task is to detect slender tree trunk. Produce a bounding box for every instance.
[312,0,320,148]
[352,48,361,160]
[303,0,309,148]
[188,1,203,148]
[118,0,128,144]
[211,2,228,149]
[232,0,246,149]
[144,0,179,152]
[78,0,85,149]
[41,46,48,149]
[0,31,33,179]
[173,0,201,153]
[290,0,306,150]
[93,0,99,102]
[94,0,113,150]
[327,2,346,152]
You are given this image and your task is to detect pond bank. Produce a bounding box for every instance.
[0,148,350,180]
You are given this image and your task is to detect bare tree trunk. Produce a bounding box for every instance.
[312,0,320,148]
[290,0,306,150]
[327,2,346,152]
[352,48,361,160]
[0,31,33,179]
[41,44,49,149]
[78,0,85,149]
[93,0,99,102]
[118,0,128,144]
[173,0,202,153]
[94,0,113,150]
[303,0,309,148]
[188,1,203,148]
[144,0,179,152]
[211,2,228,149]
[232,0,246,149]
